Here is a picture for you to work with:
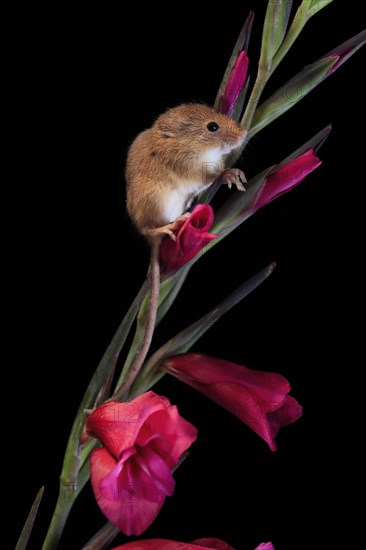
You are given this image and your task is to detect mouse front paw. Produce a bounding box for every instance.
[221,168,247,191]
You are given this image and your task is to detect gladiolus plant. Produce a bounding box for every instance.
[17,2,365,549]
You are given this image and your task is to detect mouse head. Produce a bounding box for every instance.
[154,103,246,154]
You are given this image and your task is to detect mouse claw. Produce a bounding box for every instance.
[160,227,177,241]
[221,168,247,192]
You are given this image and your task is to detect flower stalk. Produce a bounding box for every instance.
[23,2,365,548]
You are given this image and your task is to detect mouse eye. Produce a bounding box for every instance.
[207,121,219,132]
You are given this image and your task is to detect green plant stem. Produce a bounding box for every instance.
[42,456,91,550]
[112,239,161,401]
[241,67,270,131]
[271,10,308,72]
[41,280,148,549]
[41,484,76,550]
[238,5,312,151]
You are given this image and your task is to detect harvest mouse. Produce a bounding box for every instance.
[115,103,246,400]
[126,103,247,241]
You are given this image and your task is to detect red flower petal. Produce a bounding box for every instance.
[88,391,197,536]
[160,204,217,273]
[140,405,198,467]
[253,149,321,211]
[134,445,175,496]
[163,354,302,451]
[193,538,236,549]
[86,392,169,459]
[219,50,249,117]
[90,447,169,535]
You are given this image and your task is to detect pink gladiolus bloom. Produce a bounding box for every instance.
[253,149,321,211]
[86,391,197,536]
[219,50,249,117]
[255,544,275,550]
[112,539,235,550]
[163,354,302,452]
[160,204,217,273]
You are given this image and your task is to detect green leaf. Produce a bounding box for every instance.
[197,124,331,262]
[157,265,191,324]
[212,169,271,234]
[260,0,293,68]
[82,522,119,550]
[253,30,366,137]
[57,279,148,494]
[251,57,334,135]
[15,487,44,550]
[231,76,251,122]
[306,0,334,15]
[141,263,275,379]
[324,29,366,71]
[214,11,254,110]
[277,124,332,168]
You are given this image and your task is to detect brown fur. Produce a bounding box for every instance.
[126,103,246,232]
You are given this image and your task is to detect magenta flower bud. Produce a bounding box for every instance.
[253,149,322,211]
[219,50,249,117]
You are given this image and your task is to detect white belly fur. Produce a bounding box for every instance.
[162,181,211,223]
[161,149,224,224]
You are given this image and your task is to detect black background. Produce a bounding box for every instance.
[8,2,365,549]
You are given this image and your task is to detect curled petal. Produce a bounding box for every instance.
[163,353,302,451]
[90,448,167,535]
[86,392,169,458]
[160,205,217,273]
[88,391,197,535]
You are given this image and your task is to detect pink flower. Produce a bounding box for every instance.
[86,391,197,536]
[253,149,321,211]
[160,204,217,273]
[219,50,249,117]
[162,354,302,452]
[112,539,235,550]
[255,544,275,550]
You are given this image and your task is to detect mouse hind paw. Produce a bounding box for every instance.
[144,213,190,242]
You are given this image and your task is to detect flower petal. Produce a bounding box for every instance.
[160,205,217,273]
[86,392,168,458]
[193,538,236,549]
[88,392,197,535]
[253,149,321,211]
[219,50,249,116]
[90,448,167,536]
[163,353,302,451]
[137,405,198,468]
[135,445,175,496]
